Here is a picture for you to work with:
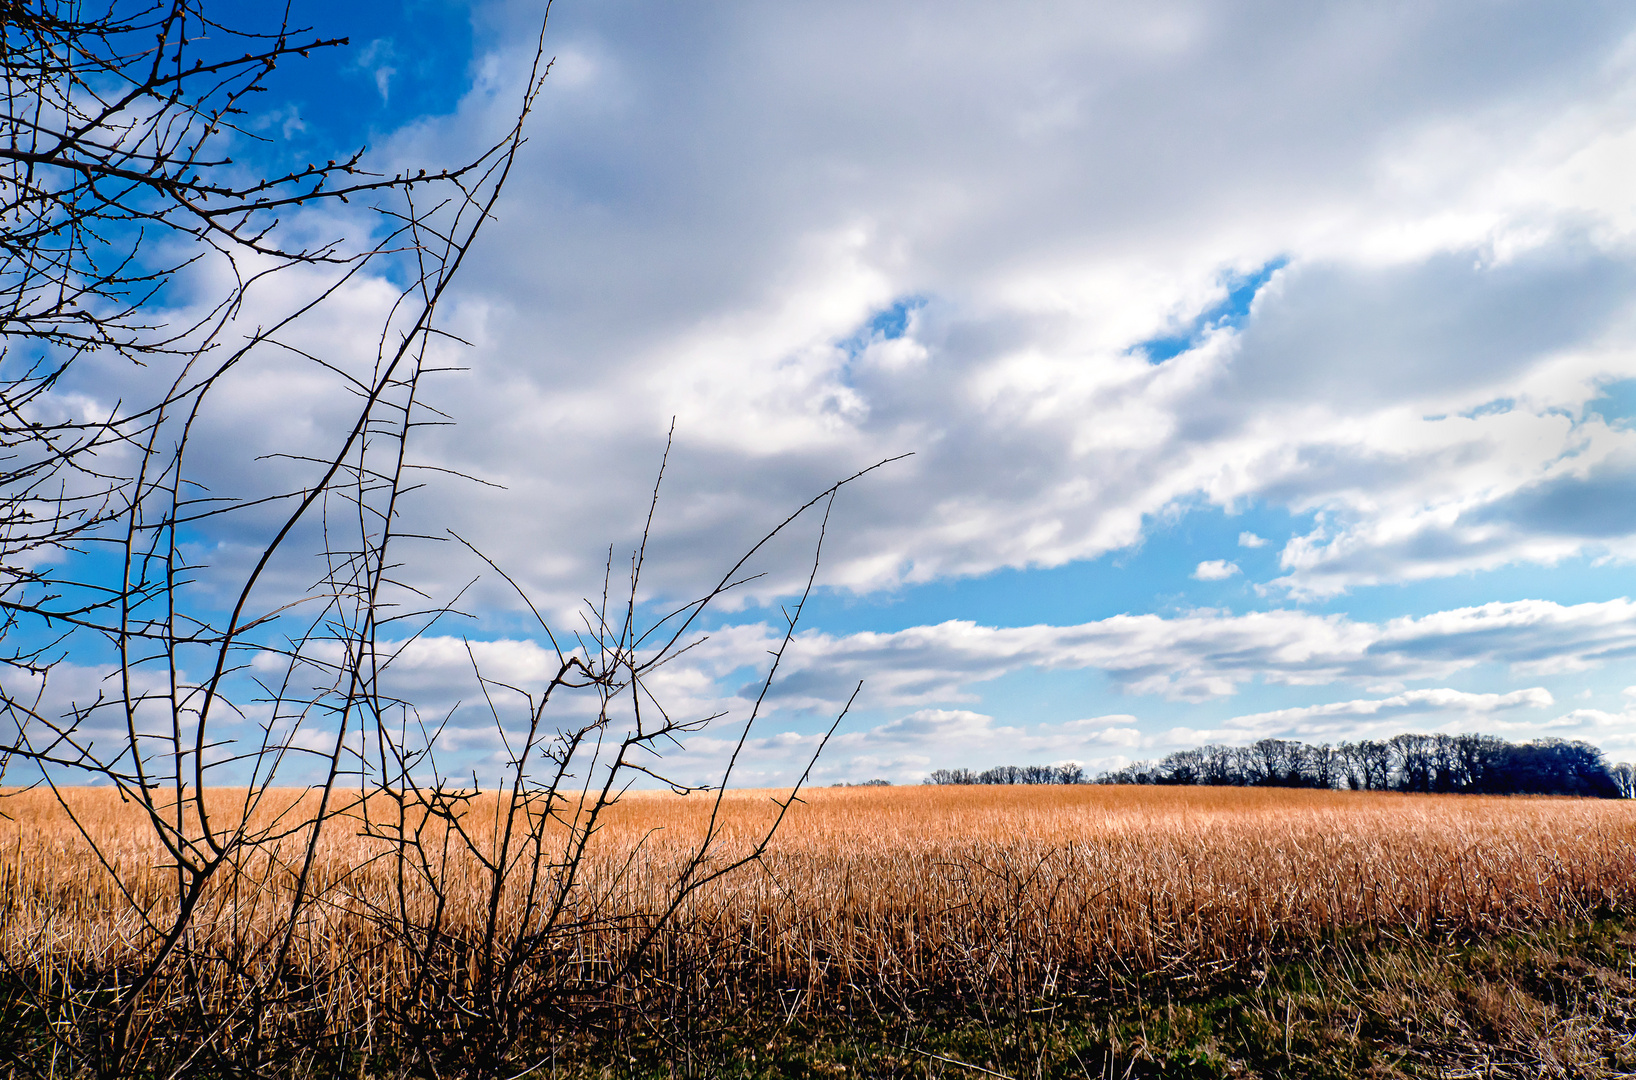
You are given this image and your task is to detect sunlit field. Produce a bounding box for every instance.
[5,783,1633,1014]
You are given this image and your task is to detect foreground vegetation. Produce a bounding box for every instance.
[600,913,1636,1079]
[3,785,1635,1076]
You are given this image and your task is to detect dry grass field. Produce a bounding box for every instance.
[5,784,1634,991]
[3,783,1635,1075]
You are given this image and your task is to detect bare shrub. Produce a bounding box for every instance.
[0,4,889,1076]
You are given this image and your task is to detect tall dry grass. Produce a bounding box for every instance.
[593,785,1636,1008]
[3,784,1634,1050]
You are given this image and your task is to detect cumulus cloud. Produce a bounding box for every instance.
[326,0,1636,613]
[758,598,1636,708]
[50,0,1636,622]
[1221,687,1554,740]
[356,598,1636,728]
[27,596,1636,787]
[32,2,1636,787]
[650,683,1588,787]
[1193,559,1240,580]
[666,706,1153,787]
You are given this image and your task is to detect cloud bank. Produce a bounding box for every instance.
[41,1,1636,785]
[341,0,1636,612]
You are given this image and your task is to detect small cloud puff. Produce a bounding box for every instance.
[1238,532,1269,548]
[1194,559,1241,581]
[353,39,397,103]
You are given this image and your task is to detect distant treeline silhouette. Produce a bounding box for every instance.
[926,734,1636,798]
[926,764,1087,786]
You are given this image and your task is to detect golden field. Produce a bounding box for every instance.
[3,782,1635,1017]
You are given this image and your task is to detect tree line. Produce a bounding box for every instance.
[926,763,1088,786]
[925,735,1636,798]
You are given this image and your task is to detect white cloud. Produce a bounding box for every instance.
[353,39,398,103]
[1193,559,1240,580]
[757,596,1636,707]
[1221,687,1554,740]
[352,598,1636,723]
[643,683,1590,788]
[663,705,1155,787]
[41,0,1635,621]
[329,0,1636,613]
[28,1,1636,797]
[26,593,1636,788]
[1238,532,1269,548]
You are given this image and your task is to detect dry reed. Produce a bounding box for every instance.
[3,784,1633,1046]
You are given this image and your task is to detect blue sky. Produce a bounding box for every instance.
[39,0,1636,787]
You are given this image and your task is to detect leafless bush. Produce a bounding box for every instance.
[0,0,537,670]
[0,4,881,1076]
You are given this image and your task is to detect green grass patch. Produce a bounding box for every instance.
[585,916,1636,1080]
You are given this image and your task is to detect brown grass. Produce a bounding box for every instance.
[604,785,1636,1000]
[3,783,1634,1053]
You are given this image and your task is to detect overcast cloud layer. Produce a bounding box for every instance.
[60,0,1636,783]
